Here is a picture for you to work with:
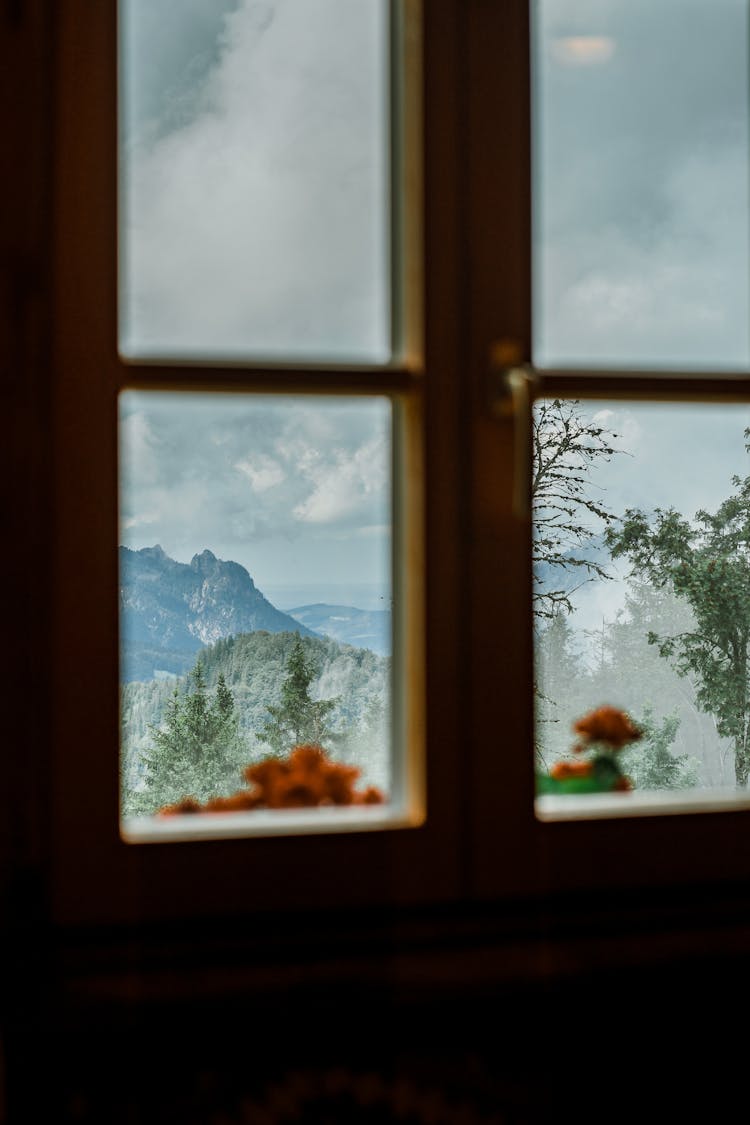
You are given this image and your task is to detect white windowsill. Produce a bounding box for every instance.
[121,801,418,843]
[536,786,750,822]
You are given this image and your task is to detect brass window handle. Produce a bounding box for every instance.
[488,351,538,520]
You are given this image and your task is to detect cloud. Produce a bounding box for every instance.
[121,0,389,361]
[535,0,749,369]
[234,454,285,492]
[121,0,240,143]
[119,393,391,589]
[120,410,162,485]
[293,434,388,524]
[121,512,160,531]
[537,142,749,367]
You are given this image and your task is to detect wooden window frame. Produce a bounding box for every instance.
[464,2,750,903]
[45,0,476,928]
[10,0,750,937]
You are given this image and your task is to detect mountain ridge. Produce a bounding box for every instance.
[119,544,317,681]
[286,602,390,657]
[119,545,391,680]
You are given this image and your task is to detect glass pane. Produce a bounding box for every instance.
[119,0,391,363]
[119,392,398,836]
[533,0,750,370]
[533,399,750,809]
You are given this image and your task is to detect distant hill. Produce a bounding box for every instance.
[119,545,317,681]
[286,603,391,656]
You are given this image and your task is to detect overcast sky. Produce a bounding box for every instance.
[118,1,750,611]
[119,1,391,608]
[535,0,750,369]
[556,401,750,643]
[119,392,392,610]
[120,0,389,361]
[532,0,750,638]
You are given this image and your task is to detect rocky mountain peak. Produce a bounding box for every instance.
[120,544,315,681]
[190,548,218,572]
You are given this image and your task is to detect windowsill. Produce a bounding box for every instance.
[121,801,418,843]
[536,786,750,822]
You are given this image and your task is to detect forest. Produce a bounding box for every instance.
[534,401,750,790]
[121,631,389,816]
[121,401,750,815]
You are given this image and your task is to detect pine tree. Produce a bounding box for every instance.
[258,636,339,755]
[336,690,390,792]
[621,707,699,791]
[535,608,590,768]
[128,658,250,814]
[215,673,234,719]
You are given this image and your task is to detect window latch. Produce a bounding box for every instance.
[488,344,537,520]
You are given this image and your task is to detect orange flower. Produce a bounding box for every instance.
[353,786,386,805]
[244,756,298,807]
[202,791,262,813]
[262,744,370,807]
[158,744,387,816]
[572,705,641,751]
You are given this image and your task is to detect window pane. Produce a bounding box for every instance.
[119,0,391,363]
[533,400,750,811]
[533,0,750,370]
[119,392,398,836]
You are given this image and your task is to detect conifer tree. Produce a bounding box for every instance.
[620,707,699,791]
[535,608,589,766]
[258,635,339,755]
[131,658,249,813]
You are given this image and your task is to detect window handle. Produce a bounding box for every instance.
[488,346,537,520]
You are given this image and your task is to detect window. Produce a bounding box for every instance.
[533,400,750,819]
[118,391,409,839]
[119,0,393,364]
[45,0,750,927]
[114,1,424,843]
[529,0,750,824]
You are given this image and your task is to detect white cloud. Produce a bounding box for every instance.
[120,411,162,485]
[122,512,160,531]
[119,392,391,593]
[234,454,285,492]
[293,435,388,525]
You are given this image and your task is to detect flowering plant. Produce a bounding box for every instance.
[537,705,641,794]
[158,744,385,816]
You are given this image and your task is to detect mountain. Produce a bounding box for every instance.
[119,545,316,681]
[286,604,391,656]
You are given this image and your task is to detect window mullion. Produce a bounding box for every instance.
[115,362,422,398]
[534,371,750,403]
